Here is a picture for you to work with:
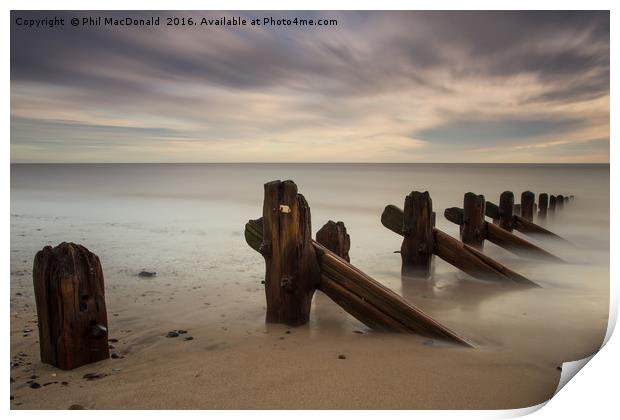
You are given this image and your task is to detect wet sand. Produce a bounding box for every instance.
[10,254,607,409]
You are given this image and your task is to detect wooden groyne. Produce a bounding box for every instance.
[444,200,564,262]
[381,196,538,287]
[245,180,471,345]
[486,200,570,242]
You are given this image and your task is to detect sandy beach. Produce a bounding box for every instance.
[9,163,609,409]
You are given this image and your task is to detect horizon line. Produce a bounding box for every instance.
[9,161,611,165]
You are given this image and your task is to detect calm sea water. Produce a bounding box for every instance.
[10,163,610,362]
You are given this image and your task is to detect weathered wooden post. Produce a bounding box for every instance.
[33,242,109,370]
[261,180,320,326]
[521,191,535,222]
[461,192,485,250]
[401,191,434,277]
[549,195,557,213]
[538,193,549,220]
[316,220,350,262]
[499,191,514,232]
[557,194,564,209]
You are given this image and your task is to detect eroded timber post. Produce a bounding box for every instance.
[461,192,485,250]
[33,242,110,370]
[538,193,548,220]
[401,191,434,277]
[521,191,535,222]
[316,220,351,262]
[261,180,320,326]
[499,191,514,232]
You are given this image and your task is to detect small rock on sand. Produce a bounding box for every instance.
[338,354,347,360]
[82,373,107,381]
[69,404,85,410]
[166,331,179,338]
[111,352,121,359]
[183,336,194,341]
[29,382,41,389]
[138,271,157,278]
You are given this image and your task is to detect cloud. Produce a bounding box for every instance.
[414,116,585,144]
[10,10,610,162]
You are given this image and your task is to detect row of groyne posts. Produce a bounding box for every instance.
[30,181,574,370]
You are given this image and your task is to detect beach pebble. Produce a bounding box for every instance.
[138,271,157,278]
[166,331,179,338]
[111,352,121,359]
[61,381,69,386]
[177,329,188,334]
[183,336,194,341]
[69,404,85,410]
[82,373,107,381]
[108,338,119,343]
[29,382,41,389]
[338,354,347,360]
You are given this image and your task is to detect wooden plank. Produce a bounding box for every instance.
[33,243,110,370]
[445,207,564,262]
[486,200,568,242]
[512,215,571,243]
[433,230,539,287]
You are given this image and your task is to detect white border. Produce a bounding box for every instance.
[4,1,616,419]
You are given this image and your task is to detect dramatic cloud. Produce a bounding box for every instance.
[10,10,609,162]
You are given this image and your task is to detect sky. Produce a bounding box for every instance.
[10,11,610,163]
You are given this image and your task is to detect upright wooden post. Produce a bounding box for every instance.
[549,195,557,213]
[33,242,109,370]
[401,191,434,277]
[499,191,514,232]
[316,220,351,262]
[461,192,485,250]
[521,191,535,222]
[538,193,548,220]
[557,194,564,209]
[261,180,320,326]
